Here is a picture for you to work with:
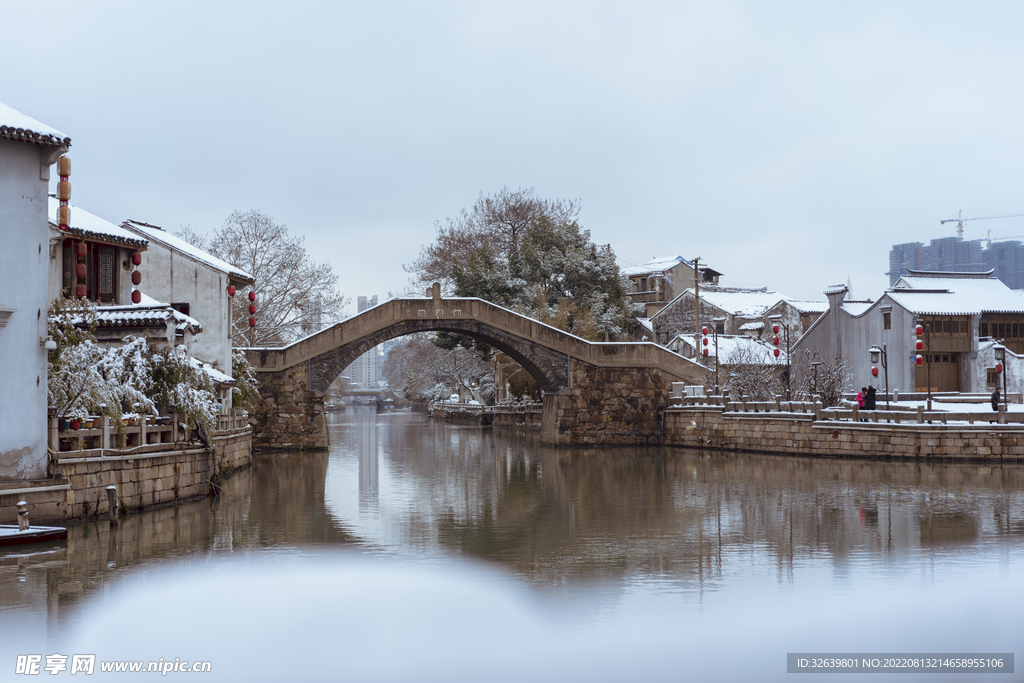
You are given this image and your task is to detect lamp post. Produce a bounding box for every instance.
[810,361,822,398]
[915,319,932,411]
[994,342,1008,409]
[768,316,791,400]
[712,317,726,394]
[869,344,889,409]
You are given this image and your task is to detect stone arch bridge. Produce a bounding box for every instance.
[244,286,702,448]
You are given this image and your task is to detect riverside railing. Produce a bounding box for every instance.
[669,395,1021,425]
[51,410,251,455]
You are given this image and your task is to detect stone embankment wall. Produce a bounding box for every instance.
[431,406,492,425]
[665,406,1024,461]
[544,365,676,445]
[0,427,252,524]
[492,410,542,431]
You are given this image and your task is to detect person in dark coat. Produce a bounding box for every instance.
[865,385,877,411]
[992,388,1001,412]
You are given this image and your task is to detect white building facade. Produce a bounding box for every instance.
[0,103,70,479]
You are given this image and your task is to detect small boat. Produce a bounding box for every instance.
[0,525,68,547]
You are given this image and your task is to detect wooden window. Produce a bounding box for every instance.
[981,322,988,337]
[883,311,891,329]
[988,369,999,387]
[999,323,1006,338]
[96,246,116,302]
[61,240,73,295]
[1014,323,1019,338]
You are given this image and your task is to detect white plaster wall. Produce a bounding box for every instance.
[137,241,232,372]
[0,139,53,479]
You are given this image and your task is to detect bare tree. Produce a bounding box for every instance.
[791,350,851,406]
[177,210,349,346]
[722,344,784,401]
[382,333,493,402]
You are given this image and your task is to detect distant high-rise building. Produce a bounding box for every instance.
[888,242,924,286]
[347,296,382,387]
[887,236,1024,289]
[984,240,1024,290]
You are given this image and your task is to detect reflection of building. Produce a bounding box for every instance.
[347,295,382,387]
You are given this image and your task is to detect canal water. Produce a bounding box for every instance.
[2,408,1023,681]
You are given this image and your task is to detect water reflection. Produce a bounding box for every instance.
[1,408,1022,681]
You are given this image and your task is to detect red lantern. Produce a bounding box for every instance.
[228,285,236,297]
[916,340,924,351]
[915,354,923,366]
[76,242,87,257]
[249,304,256,314]
[773,348,780,358]
[248,317,256,327]
[772,324,780,334]
[702,337,708,346]
[75,284,86,298]
[131,290,141,304]
[132,252,142,266]
[871,366,879,377]
[248,291,256,302]
[702,348,709,357]
[701,327,708,335]
[996,363,1003,374]
[772,336,779,345]
[131,271,142,285]
[915,324,924,336]
[75,263,87,278]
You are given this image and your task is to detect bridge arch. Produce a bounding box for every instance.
[244,294,702,449]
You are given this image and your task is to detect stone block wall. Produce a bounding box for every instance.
[544,363,676,445]
[0,428,252,524]
[250,361,328,450]
[664,406,1024,461]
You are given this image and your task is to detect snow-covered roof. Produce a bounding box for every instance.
[191,357,233,385]
[690,287,787,318]
[621,255,690,276]
[672,334,788,363]
[823,284,848,296]
[739,321,764,331]
[0,101,70,147]
[48,197,148,249]
[87,292,202,335]
[121,220,254,284]
[637,318,653,332]
[784,299,829,314]
[840,301,874,316]
[889,274,1024,315]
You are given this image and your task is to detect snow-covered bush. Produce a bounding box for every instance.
[231,348,260,408]
[150,344,217,434]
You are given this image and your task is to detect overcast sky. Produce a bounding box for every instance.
[6,1,1024,313]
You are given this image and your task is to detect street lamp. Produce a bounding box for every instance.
[869,344,889,409]
[994,342,1008,409]
[809,360,822,398]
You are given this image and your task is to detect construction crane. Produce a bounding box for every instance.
[941,210,1024,239]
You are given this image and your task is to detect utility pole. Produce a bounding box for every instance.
[693,256,701,349]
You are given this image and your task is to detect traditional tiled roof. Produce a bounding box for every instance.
[784,299,829,314]
[671,334,788,363]
[0,102,70,147]
[82,293,202,335]
[48,197,148,249]
[121,220,254,284]
[690,287,787,318]
[889,273,1024,315]
[621,255,690,276]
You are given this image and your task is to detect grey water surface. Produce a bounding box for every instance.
[2,408,1022,681]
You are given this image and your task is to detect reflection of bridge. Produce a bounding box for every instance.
[245,284,701,449]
